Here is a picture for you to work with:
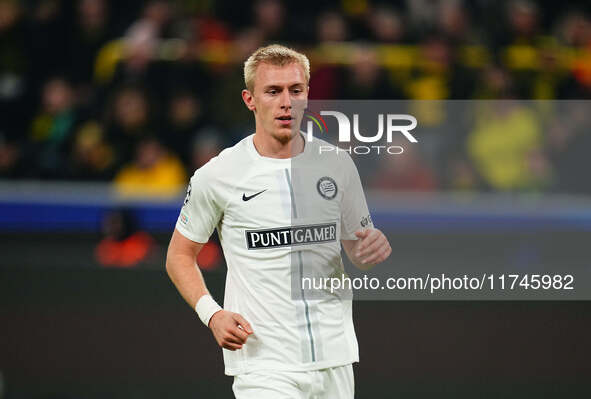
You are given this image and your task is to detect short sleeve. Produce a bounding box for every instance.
[340,154,373,240]
[175,168,223,243]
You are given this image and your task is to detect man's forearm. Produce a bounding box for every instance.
[166,252,210,309]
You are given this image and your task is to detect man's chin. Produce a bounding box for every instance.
[272,128,298,144]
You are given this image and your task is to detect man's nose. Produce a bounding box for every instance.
[279,89,291,109]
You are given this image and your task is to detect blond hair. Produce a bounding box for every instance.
[243,44,310,92]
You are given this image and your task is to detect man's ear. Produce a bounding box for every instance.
[242,89,256,111]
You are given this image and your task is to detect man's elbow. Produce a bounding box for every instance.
[165,250,196,277]
[165,256,174,278]
[165,248,180,278]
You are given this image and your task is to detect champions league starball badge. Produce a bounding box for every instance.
[317,176,337,200]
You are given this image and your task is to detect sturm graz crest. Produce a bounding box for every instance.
[317,176,337,200]
[183,182,192,206]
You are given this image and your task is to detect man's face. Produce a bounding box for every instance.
[243,62,308,144]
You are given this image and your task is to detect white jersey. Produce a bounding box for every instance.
[176,133,373,376]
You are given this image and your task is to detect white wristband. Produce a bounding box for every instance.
[195,294,222,327]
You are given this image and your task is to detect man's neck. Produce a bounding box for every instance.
[252,131,305,159]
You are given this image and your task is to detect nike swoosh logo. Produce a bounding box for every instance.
[242,189,267,201]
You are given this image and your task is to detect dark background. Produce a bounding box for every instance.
[2,267,590,399]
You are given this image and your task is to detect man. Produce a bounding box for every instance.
[166,44,391,398]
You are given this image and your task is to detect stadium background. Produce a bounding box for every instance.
[1,0,591,397]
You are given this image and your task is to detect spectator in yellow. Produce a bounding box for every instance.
[114,138,187,198]
[467,102,551,191]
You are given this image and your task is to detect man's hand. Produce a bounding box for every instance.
[209,310,253,351]
[342,228,391,270]
[355,228,391,265]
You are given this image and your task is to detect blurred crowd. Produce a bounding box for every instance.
[1,0,591,195]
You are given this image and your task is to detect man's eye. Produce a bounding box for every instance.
[292,89,301,94]
[268,90,277,95]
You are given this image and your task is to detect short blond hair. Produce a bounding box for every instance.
[243,44,310,92]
